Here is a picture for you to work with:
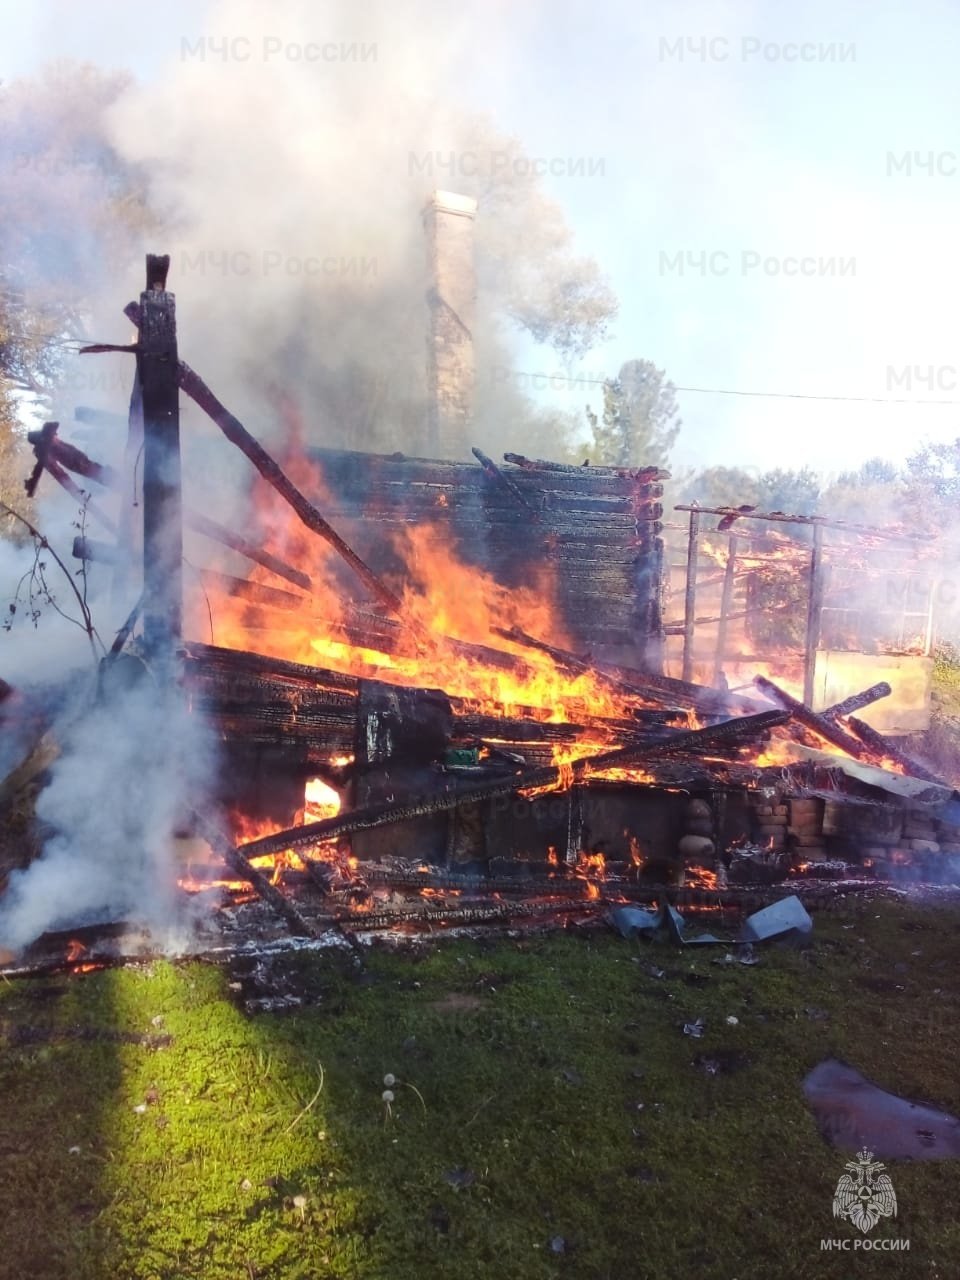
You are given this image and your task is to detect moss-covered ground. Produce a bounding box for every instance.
[0,895,958,1279]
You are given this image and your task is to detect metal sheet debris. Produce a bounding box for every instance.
[803,1059,960,1159]
[607,902,724,946]
[738,895,813,944]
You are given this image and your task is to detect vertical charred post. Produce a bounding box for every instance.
[681,507,701,683]
[136,254,182,669]
[803,523,825,708]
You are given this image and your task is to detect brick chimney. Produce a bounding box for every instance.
[423,190,477,457]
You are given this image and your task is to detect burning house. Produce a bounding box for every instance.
[2,242,960,972]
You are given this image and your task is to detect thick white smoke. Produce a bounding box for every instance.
[0,662,217,951]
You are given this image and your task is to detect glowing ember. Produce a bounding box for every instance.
[62,939,104,974]
[304,777,341,823]
[626,833,644,867]
[579,852,606,876]
[685,866,718,890]
[176,772,346,897]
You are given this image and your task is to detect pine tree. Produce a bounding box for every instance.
[586,359,680,468]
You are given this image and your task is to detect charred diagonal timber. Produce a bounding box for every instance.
[24,428,119,535]
[491,624,736,719]
[199,570,308,613]
[489,624,671,712]
[32,427,314,595]
[845,715,947,785]
[28,430,118,489]
[752,675,866,759]
[185,511,312,592]
[177,359,411,620]
[238,709,788,861]
[107,594,143,660]
[24,421,58,499]
[192,813,317,937]
[822,683,892,721]
[124,302,408,626]
[472,447,541,519]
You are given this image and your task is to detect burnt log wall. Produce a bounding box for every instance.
[307,448,665,671]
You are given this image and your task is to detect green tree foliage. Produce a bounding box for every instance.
[676,464,822,515]
[585,359,680,468]
[0,63,152,387]
[901,438,960,536]
[0,63,153,535]
[835,457,900,489]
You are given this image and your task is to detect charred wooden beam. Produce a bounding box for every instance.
[72,537,120,566]
[198,569,307,613]
[845,715,946,785]
[107,593,143,660]
[490,624,725,719]
[44,431,312,594]
[124,301,407,625]
[29,433,118,489]
[339,896,598,932]
[822,682,892,720]
[504,453,669,483]
[191,813,316,937]
[752,674,865,758]
[489,624,663,710]
[239,709,788,861]
[26,446,118,536]
[472,447,540,519]
[177,358,411,620]
[136,256,182,666]
[597,662,757,716]
[182,641,359,694]
[24,421,59,498]
[185,511,312,592]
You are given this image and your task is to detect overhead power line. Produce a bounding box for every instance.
[511,373,960,406]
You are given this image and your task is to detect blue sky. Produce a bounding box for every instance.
[3,0,959,473]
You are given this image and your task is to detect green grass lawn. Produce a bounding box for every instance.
[1,896,958,1280]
